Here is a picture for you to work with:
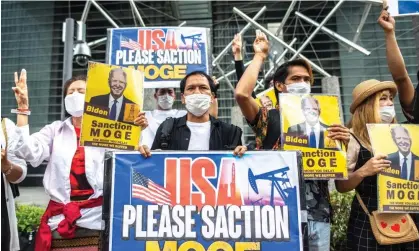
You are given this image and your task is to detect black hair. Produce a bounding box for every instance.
[270,59,314,99]
[179,71,216,94]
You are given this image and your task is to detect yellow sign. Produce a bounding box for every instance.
[367,124,419,212]
[280,94,347,179]
[80,61,144,150]
[255,87,277,110]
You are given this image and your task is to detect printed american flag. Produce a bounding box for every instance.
[120,37,142,50]
[131,169,173,206]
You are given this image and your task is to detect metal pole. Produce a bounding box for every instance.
[216,61,252,82]
[178,21,187,27]
[290,0,346,60]
[212,6,267,66]
[233,7,331,77]
[80,0,92,23]
[349,3,372,52]
[212,55,235,91]
[254,37,298,91]
[129,0,146,27]
[275,0,298,36]
[91,0,120,28]
[62,18,75,120]
[295,11,370,55]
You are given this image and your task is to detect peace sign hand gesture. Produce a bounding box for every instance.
[13,69,29,109]
[253,30,269,60]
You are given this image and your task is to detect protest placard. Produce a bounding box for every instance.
[367,124,419,213]
[103,151,304,251]
[107,27,210,88]
[255,87,277,110]
[280,94,347,179]
[80,61,144,150]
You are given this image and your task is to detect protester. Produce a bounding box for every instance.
[12,70,148,251]
[378,8,419,124]
[234,30,350,250]
[137,71,246,156]
[335,79,419,250]
[1,72,28,251]
[141,78,219,148]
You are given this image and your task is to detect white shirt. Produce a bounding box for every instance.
[399,151,412,179]
[109,94,124,120]
[1,118,27,251]
[14,118,106,231]
[141,109,187,148]
[305,121,321,148]
[186,121,211,150]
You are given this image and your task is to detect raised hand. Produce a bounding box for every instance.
[327,124,351,147]
[232,34,243,60]
[134,112,148,129]
[253,30,269,59]
[377,8,395,33]
[13,69,29,109]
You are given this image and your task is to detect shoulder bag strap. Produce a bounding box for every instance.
[355,192,371,216]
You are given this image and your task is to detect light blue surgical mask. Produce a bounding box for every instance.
[287,82,311,94]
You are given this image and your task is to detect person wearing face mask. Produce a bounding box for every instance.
[136,71,246,157]
[12,72,148,251]
[141,88,187,148]
[287,96,329,149]
[235,31,351,251]
[335,79,419,250]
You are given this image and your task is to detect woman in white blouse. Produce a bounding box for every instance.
[12,69,147,251]
[1,115,28,251]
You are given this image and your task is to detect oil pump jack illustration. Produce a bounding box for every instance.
[248,166,296,206]
[181,33,204,50]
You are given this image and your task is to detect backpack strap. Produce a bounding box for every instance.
[159,117,175,150]
[221,123,242,150]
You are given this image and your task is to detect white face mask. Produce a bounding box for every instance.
[380,105,395,123]
[65,92,85,117]
[157,94,174,110]
[287,82,311,94]
[185,94,212,117]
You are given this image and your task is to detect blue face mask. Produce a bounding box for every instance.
[286,82,311,94]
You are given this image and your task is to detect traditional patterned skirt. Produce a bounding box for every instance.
[51,228,101,251]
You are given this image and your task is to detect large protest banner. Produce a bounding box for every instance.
[280,94,347,179]
[103,151,303,251]
[107,27,211,88]
[80,61,144,150]
[367,124,419,213]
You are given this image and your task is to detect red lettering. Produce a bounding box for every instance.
[151,30,164,50]
[217,159,242,206]
[165,29,177,49]
[165,158,191,205]
[191,158,216,210]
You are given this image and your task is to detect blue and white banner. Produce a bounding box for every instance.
[106,27,210,88]
[388,0,419,16]
[105,151,303,251]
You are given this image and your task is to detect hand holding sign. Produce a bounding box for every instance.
[359,153,391,178]
[134,112,148,130]
[253,30,269,60]
[327,124,350,147]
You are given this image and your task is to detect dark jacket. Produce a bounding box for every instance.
[89,94,134,122]
[151,115,243,151]
[388,151,419,181]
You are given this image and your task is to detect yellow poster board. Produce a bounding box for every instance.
[80,61,144,150]
[367,124,419,213]
[255,87,277,110]
[280,94,347,179]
